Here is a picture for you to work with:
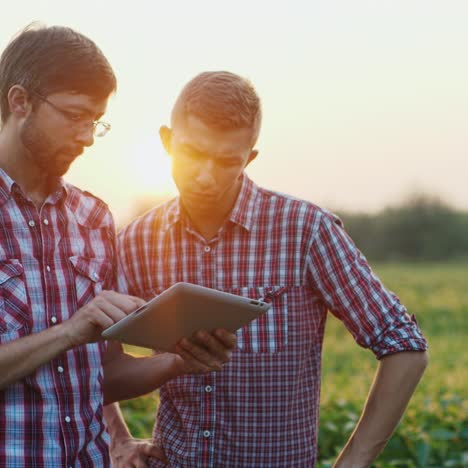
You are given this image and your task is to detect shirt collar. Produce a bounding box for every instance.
[227,173,260,231]
[0,168,15,206]
[161,197,182,231]
[0,168,68,208]
[162,173,260,233]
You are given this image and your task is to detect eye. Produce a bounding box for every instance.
[66,113,86,122]
[177,147,201,160]
[217,159,239,168]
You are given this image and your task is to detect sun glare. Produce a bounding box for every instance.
[129,134,176,197]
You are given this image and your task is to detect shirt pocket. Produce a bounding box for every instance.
[69,256,113,308]
[0,259,32,334]
[227,286,289,354]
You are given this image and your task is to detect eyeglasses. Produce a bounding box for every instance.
[33,92,111,137]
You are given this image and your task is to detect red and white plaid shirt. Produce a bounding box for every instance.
[117,174,427,468]
[0,169,116,467]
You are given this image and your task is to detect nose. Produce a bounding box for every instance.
[75,123,95,147]
[195,159,216,188]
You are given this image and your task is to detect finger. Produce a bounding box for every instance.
[175,339,211,374]
[82,301,127,332]
[111,456,136,468]
[178,337,222,371]
[116,462,137,468]
[129,295,147,308]
[140,442,167,461]
[213,328,237,349]
[192,330,233,363]
[82,304,116,330]
[99,291,146,313]
[91,299,129,324]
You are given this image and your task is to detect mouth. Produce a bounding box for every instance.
[59,154,78,164]
[71,148,84,158]
[187,192,218,201]
[62,148,83,160]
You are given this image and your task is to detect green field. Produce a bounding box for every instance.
[120,262,468,467]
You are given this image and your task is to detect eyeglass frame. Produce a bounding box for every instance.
[31,91,111,137]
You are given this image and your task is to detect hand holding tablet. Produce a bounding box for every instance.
[102,282,271,352]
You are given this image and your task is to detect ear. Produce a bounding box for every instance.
[7,85,31,118]
[245,149,259,168]
[159,125,172,155]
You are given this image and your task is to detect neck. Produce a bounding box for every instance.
[181,197,231,240]
[188,211,227,241]
[183,177,243,241]
[0,127,51,208]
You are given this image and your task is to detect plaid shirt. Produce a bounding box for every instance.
[0,169,115,467]
[117,174,427,468]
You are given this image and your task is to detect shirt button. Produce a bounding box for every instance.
[43,219,49,225]
[203,246,211,253]
[50,316,57,324]
[28,220,36,227]
[57,366,64,373]
[64,416,71,423]
[46,265,51,272]
[205,385,213,393]
[203,430,211,438]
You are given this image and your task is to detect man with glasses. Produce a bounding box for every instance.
[0,25,235,467]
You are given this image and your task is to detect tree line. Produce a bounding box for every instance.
[337,194,468,262]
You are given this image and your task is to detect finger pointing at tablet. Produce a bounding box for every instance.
[63,291,146,348]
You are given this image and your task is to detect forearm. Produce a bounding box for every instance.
[103,351,181,404]
[334,350,428,467]
[105,401,166,465]
[0,323,74,389]
[104,402,132,441]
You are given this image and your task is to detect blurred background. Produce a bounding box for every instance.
[2,0,468,227]
[2,1,467,465]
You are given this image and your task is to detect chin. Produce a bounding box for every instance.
[47,163,72,178]
[184,198,213,214]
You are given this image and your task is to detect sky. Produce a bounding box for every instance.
[1,0,467,226]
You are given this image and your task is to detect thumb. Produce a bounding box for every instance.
[142,442,167,461]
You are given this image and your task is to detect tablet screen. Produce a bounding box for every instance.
[102,282,271,352]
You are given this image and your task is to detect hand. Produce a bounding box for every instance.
[110,436,167,468]
[174,328,237,374]
[62,291,146,347]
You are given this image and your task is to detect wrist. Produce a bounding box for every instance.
[53,322,78,350]
[104,404,132,442]
[334,436,377,468]
[109,432,133,449]
[156,352,185,380]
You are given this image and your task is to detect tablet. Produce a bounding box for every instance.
[101,282,271,352]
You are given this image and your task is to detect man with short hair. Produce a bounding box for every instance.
[0,26,235,467]
[106,71,428,467]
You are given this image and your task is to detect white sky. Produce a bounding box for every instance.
[1,0,467,225]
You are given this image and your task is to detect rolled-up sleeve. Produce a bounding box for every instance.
[307,213,428,359]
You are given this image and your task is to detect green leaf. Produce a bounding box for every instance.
[429,429,457,441]
[415,440,430,467]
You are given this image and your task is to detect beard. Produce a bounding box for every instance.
[20,115,80,177]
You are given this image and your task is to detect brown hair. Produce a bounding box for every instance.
[171,71,262,145]
[0,23,117,123]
